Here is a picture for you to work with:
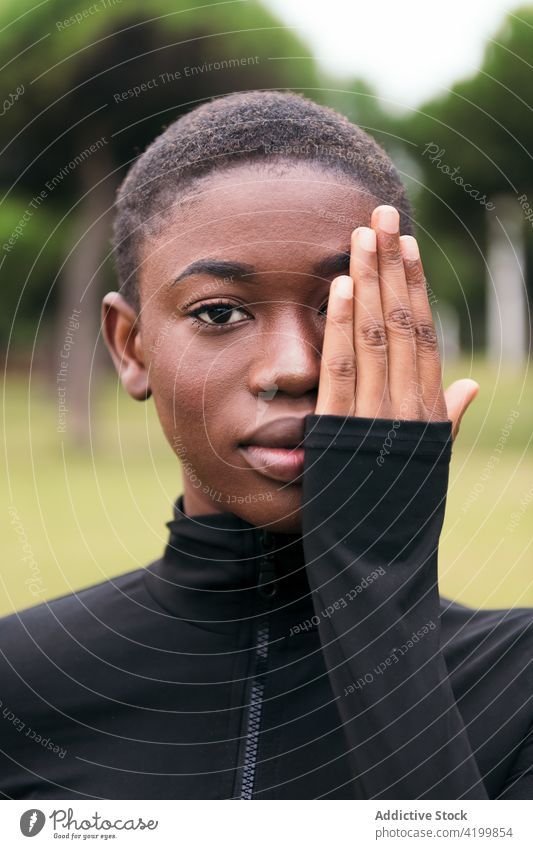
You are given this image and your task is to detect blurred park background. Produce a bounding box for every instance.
[1,0,532,617]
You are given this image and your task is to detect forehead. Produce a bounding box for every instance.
[139,162,377,290]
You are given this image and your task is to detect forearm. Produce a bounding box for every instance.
[302,413,488,799]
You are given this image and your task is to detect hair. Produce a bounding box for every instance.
[112,90,413,311]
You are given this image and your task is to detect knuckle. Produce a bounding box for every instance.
[415,322,439,351]
[326,353,356,379]
[331,312,353,327]
[357,266,377,285]
[379,238,403,265]
[385,306,414,335]
[405,264,427,289]
[359,319,388,350]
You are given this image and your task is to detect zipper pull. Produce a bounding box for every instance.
[257,529,278,599]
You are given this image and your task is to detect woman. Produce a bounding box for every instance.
[1,91,531,799]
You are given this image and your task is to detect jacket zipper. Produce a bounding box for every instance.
[239,529,278,800]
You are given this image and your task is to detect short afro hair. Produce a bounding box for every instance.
[112,90,413,311]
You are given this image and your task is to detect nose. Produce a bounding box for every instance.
[248,320,321,399]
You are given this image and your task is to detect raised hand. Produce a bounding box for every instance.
[315,205,478,439]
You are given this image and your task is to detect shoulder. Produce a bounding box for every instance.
[0,565,162,776]
[440,597,533,793]
[0,566,148,638]
[441,596,533,681]
[0,565,156,685]
[0,564,167,728]
[441,596,533,641]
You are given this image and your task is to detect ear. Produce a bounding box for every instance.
[101,292,151,400]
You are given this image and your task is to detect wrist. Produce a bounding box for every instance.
[304,413,453,462]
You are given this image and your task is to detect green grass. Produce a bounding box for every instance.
[437,359,533,609]
[2,360,532,618]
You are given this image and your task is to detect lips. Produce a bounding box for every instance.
[240,416,306,449]
[238,416,308,483]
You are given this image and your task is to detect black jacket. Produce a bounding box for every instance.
[1,414,532,799]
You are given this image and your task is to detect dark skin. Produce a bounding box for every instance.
[102,161,478,533]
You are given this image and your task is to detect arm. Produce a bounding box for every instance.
[302,412,488,798]
[303,205,482,798]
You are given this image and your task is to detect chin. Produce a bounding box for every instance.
[236,486,303,534]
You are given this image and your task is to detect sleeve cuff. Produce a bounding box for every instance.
[303,413,453,461]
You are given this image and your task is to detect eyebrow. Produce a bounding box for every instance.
[171,250,351,287]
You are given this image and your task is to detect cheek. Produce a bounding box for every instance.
[149,328,248,451]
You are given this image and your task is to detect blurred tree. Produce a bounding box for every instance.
[318,76,412,175]
[0,0,318,443]
[398,5,533,351]
[4,1,532,411]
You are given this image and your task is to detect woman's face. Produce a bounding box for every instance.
[127,162,377,532]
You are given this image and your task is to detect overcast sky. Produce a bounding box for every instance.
[263,0,528,110]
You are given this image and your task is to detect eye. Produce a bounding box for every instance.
[187,300,251,329]
[318,301,328,317]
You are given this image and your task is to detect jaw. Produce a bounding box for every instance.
[181,467,304,533]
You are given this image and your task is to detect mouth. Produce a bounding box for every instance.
[237,445,305,483]
[238,415,308,483]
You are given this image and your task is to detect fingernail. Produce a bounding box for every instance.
[357,227,376,252]
[377,206,399,234]
[335,275,353,299]
[400,235,420,261]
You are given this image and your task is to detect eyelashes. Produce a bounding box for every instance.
[185,299,329,331]
[186,300,251,329]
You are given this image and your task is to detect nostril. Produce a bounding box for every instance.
[258,383,278,402]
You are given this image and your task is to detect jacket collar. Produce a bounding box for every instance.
[143,495,312,629]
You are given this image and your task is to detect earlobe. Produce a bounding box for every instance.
[101,292,151,400]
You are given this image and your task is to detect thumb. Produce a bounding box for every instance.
[444,379,479,440]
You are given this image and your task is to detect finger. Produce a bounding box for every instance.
[371,205,418,417]
[444,379,479,439]
[399,235,447,420]
[350,227,390,418]
[315,275,356,416]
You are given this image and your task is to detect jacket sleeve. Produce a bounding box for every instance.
[301,413,488,799]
